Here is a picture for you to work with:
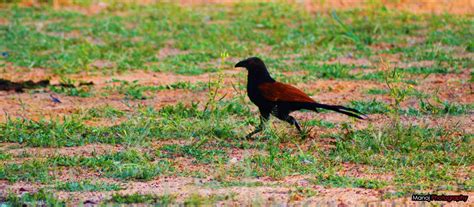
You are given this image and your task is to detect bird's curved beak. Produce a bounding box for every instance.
[235,60,245,68]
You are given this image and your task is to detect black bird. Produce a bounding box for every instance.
[235,57,366,138]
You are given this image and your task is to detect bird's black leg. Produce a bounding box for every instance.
[286,115,302,132]
[246,111,270,139]
[275,110,302,133]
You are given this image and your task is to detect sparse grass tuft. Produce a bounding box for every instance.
[331,123,471,190]
[50,149,174,181]
[160,144,227,164]
[49,78,93,97]
[350,99,390,114]
[184,193,236,206]
[55,180,122,192]
[105,79,207,100]
[109,193,176,205]
[0,160,51,183]
[3,189,65,206]
[236,145,320,179]
[302,63,355,79]
[311,174,386,189]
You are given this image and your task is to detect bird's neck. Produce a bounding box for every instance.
[247,69,275,86]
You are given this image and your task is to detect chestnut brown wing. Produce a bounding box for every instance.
[258,82,315,103]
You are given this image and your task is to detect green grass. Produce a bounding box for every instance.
[49,78,93,97]
[301,63,355,79]
[233,145,321,179]
[310,174,386,189]
[350,99,473,116]
[402,66,453,74]
[1,3,471,75]
[330,123,472,191]
[0,151,12,160]
[365,88,388,95]
[365,88,428,98]
[55,180,122,192]
[0,159,51,183]
[404,100,474,116]
[0,1,472,204]
[201,180,266,189]
[0,98,251,147]
[0,149,173,183]
[3,189,65,206]
[104,79,207,100]
[184,193,236,206]
[50,149,174,180]
[304,119,336,128]
[109,193,176,205]
[350,99,391,114]
[83,105,125,119]
[159,144,227,164]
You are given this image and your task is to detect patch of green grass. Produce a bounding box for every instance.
[349,99,471,116]
[3,189,65,206]
[155,101,250,139]
[350,99,391,114]
[0,151,12,160]
[184,193,236,206]
[310,174,386,189]
[105,79,207,100]
[84,105,125,119]
[365,88,389,95]
[0,150,168,183]
[235,145,320,179]
[50,149,174,180]
[2,3,470,74]
[302,63,355,79]
[106,80,152,100]
[358,71,386,81]
[49,78,93,97]
[403,100,474,116]
[0,117,98,147]
[160,144,227,164]
[304,119,336,128]
[0,160,51,183]
[201,180,266,189]
[331,123,472,191]
[402,66,453,74]
[365,88,428,98]
[0,98,251,147]
[289,186,317,200]
[111,161,171,180]
[109,193,176,205]
[55,180,122,192]
[383,191,406,199]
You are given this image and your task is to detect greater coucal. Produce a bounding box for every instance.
[235,57,366,138]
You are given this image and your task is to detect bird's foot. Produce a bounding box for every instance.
[244,128,262,140]
[244,132,258,140]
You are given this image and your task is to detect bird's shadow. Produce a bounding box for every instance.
[0,79,50,92]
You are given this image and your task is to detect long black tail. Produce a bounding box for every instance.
[308,102,366,119]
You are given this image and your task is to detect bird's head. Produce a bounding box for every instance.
[235,57,267,71]
[235,57,274,82]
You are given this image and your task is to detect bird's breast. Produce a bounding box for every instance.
[247,83,269,107]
